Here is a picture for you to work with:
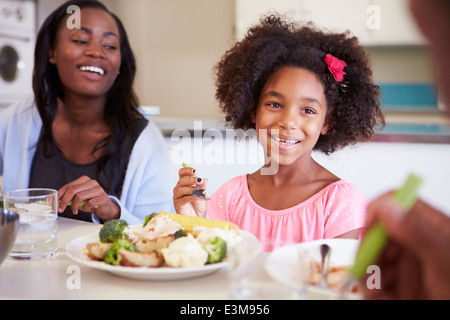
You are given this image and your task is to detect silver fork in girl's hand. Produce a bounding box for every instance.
[191,189,211,200]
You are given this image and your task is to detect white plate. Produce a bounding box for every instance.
[265,239,361,299]
[66,229,260,281]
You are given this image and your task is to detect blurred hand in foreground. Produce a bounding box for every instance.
[361,193,450,299]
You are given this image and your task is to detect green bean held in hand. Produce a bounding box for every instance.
[60,199,98,208]
[350,174,423,280]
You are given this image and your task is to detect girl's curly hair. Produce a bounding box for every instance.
[215,14,385,154]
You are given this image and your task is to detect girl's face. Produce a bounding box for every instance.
[253,67,329,167]
[49,8,121,100]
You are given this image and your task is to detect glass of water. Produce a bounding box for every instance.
[4,189,58,260]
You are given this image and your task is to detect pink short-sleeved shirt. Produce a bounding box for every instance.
[207,175,367,251]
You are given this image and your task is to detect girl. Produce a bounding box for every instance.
[173,14,385,251]
[0,0,174,224]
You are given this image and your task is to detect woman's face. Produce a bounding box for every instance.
[49,8,121,100]
[253,67,329,167]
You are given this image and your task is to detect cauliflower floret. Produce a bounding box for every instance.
[161,234,208,268]
[194,227,242,250]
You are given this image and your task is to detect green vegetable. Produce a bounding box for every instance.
[350,173,423,280]
[99,219,129,243]
[55,199,99,208]
[182,162,197,177]
[174,229,187,239]
[393,174,423,211]
[204,237,227,264]
[143,213,158,227]
[104,239,137,266]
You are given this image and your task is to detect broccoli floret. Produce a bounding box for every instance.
[143,212,158,227]
[99,219,129,243]
[205,237,227,264]
[174,229,187,239]
[104,239,137,266]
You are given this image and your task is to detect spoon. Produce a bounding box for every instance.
[318,244,331,288]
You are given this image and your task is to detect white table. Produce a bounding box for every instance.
[0,218,285,300]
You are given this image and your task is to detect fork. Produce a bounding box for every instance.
[191,189,211,200]
[318,244,331,288]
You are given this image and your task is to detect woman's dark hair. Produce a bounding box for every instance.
[215,14,385,154]
[33,0,143,185]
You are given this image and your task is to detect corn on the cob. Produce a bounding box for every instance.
[155,212,239,234]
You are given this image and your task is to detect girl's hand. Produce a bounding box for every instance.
[58,176,120,222]
[173,166,208,217]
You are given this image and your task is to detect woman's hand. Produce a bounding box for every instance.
[173,166,208,217]
[58,176,120,222]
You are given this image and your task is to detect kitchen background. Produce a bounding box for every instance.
[1,0,449,214]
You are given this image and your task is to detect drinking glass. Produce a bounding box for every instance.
[228,238,305,300]
[4,188,58,260]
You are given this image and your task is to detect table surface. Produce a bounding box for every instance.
[0,218,288,300]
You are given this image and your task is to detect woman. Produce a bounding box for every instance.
[0,0,174,224]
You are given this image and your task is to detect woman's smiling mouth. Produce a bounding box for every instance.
[78,65,105,76]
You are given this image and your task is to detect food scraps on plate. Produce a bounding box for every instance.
[308,260,361,293]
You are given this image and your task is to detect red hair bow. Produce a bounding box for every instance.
[324,54,347,82]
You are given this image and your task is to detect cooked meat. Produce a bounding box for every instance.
[135,234,175,253]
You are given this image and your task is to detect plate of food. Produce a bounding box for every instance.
[66,212,261,281]
[264,239,362,299]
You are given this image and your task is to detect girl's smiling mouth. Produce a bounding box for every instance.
[270,134,301,146]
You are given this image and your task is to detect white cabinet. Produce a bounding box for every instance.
[235,0,426,46]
